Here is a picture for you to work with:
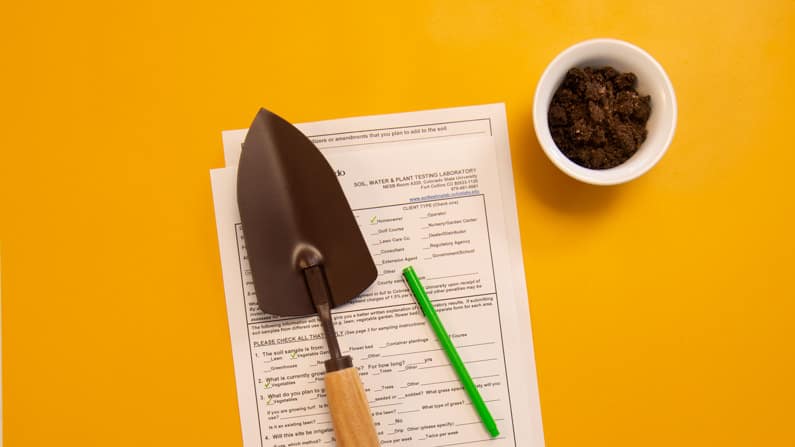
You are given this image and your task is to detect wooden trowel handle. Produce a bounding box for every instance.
[325,366,380,447]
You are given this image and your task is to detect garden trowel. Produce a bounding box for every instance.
[237,108,379,447]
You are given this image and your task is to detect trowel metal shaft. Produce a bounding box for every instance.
[303,265,343,362]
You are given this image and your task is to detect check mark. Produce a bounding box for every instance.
[266,397,273,405]
[264,380,271,389]
[290,351,298,359]
[370,216,378,224]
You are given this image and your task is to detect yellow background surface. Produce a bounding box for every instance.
[2,1,794,445]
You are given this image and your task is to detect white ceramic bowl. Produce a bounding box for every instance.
[533,38,677,185]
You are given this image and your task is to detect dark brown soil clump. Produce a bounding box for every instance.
[548,66,651,169]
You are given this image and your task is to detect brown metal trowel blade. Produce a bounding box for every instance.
[237,108,377,317]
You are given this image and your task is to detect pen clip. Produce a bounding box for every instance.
[401,273,426,317]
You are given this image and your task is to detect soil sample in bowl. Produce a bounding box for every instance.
[548,66,651,169]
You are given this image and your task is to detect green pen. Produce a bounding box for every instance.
[402,265,500,438]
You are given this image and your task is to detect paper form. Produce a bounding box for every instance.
[211,104,544,447]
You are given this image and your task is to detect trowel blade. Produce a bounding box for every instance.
[236,108,377,316]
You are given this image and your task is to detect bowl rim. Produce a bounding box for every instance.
[533,38,678,185]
